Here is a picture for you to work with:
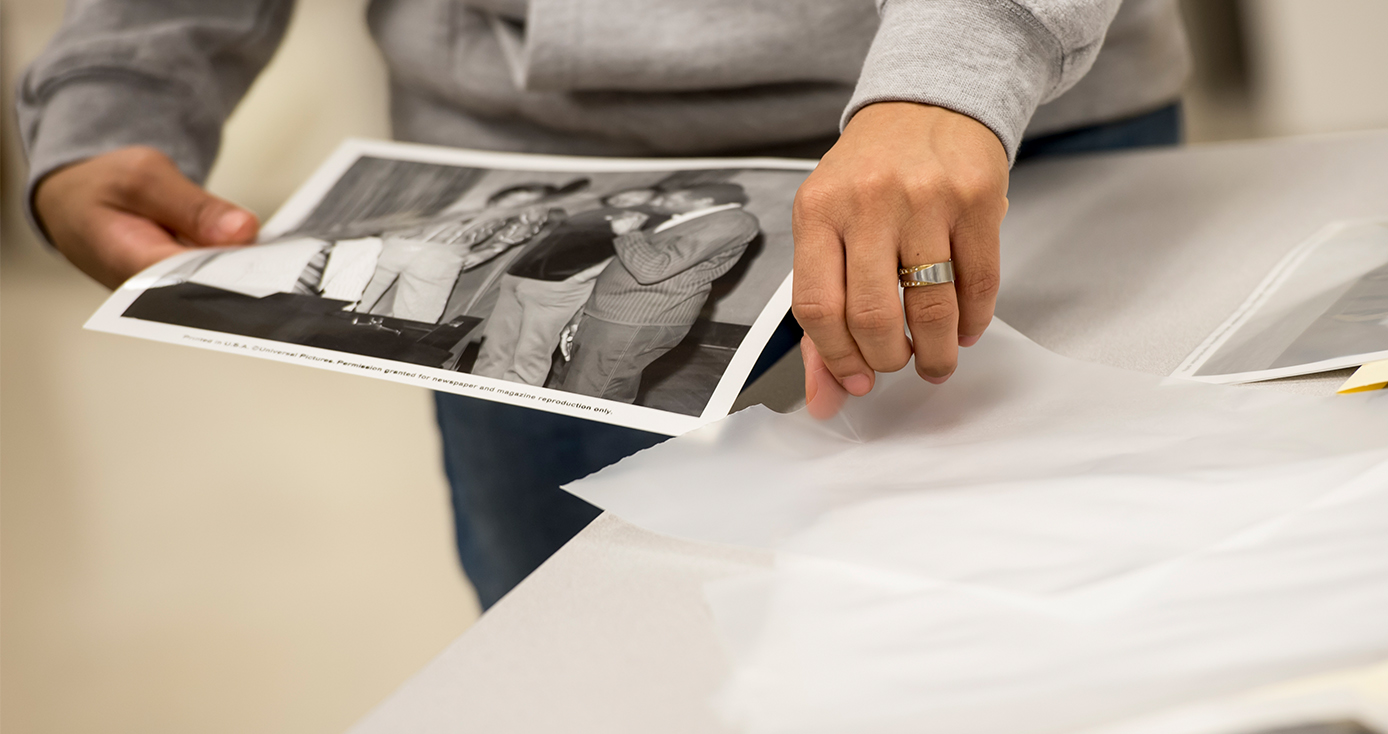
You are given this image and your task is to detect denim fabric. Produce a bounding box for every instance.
[437,101,1183,610]
[433,395,663,609]
[1016,103,1182,161]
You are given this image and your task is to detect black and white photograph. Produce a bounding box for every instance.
[1174,219,1388,383]
[87,140,815,434]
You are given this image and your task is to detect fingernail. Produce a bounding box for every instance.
[216,210,252,239]
[923,371,952,385]
[959,334,981,348]
[842,373,872,396]
[804,367,819,405]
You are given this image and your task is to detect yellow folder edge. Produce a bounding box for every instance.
[1338,359,1388,394]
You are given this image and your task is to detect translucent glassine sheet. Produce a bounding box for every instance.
[566,322,1388,733]
[706,478,1388,734]
[567,321,1388,583]
[1072,659,1388,734]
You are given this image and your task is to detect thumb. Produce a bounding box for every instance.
[114,149,259,246]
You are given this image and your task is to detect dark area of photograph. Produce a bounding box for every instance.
[121,155,809,416]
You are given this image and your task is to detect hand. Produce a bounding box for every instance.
[608,211,647,235]
[34,146,259,289]
[791,102,1009,419]
[559,320,580,361]
[462,243,509,271]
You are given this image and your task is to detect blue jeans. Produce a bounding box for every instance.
[435,313,804,609]
[438,102,1183,610]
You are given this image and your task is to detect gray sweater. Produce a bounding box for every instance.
[18,0,1188,225]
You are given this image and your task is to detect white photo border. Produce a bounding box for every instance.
[1172,218,1388,384]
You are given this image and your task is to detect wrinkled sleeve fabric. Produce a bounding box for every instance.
[612,210,759,285]
[844,0,1122,163]
[16,0,295,238]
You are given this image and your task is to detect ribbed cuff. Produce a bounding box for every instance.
[22,77,220,246]
[842,0,1064,164]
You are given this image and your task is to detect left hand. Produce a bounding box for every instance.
[791,102,1009,418]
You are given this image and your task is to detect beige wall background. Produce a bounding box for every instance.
[2,2,1387,733]
[1179,0,1388,142]
[2,4,472,734]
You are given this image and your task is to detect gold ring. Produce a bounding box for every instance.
[898,260,955,286]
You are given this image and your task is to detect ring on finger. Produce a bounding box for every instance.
[899,260,955,287]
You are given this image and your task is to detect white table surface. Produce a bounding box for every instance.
[349,130,1388,734]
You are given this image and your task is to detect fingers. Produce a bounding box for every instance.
[34,146,258,290]
[899,215,960,382]
[789,102,1010,407]
[796,191,1000,391]
[843,217,913,373]
[949,202,1003,348]
[791,189,875,397]
[79,208,191,289]
[802,335,848,419]
[108,148,258,246]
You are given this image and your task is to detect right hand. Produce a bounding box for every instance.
[791,103,1009,419]
[34,146,259,289]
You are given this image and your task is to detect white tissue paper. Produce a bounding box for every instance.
[566,322,1388,734]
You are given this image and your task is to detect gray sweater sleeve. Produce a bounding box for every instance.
[845,0,1122,163]
[16,0,295,235]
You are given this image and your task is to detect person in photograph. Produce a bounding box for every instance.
[23,0,1191,608]
[350,181,578,323]
[561,184,758,402]
[297,237,384,308]
[473,187,670,385]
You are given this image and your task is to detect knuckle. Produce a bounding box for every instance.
[901,168,946,201]
[122,145,165,168]
[905,167,946,192]
[951,176,1009,217]
[953,170,1002,202]
[109,148,164,198]
[108,165,144,202]
[792,181,842,221]
[957,268,1001,303]
[817,342,857,364]
[122,147,168,178]
[844,300,899,336]
[899,166,1004,213]
[185,197,220,230]
[850,170,911,211]
[895,175,950,221]
[791,294,842,329]
[905,295,955,329]
[854,169,895,198]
